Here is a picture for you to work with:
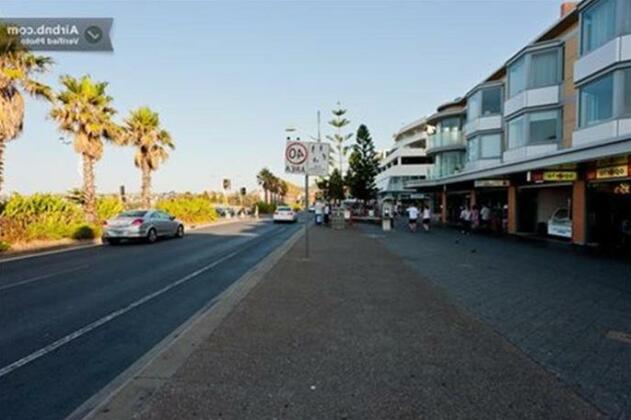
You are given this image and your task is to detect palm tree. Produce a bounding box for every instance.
[0,26,53,194]
[279,180,288,203]
[50,75,121,223]
[257,168,274,203]
[122,107,174,208]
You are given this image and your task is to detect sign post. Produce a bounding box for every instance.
[285,140,330,259]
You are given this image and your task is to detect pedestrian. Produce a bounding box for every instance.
[471,204,480,231]
[324,203,330,225]
[480,204,491,231]
[406,203,420,232]
[459,205,471,234]
[422,203,431,232]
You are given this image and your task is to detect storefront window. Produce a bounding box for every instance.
[579,73,614,127]
[530,50,560,89]
[508,57,526,97]
[529,110,560,144]
[507,116,525,149]
[581,0,617,54]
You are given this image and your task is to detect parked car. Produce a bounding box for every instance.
[273,206,298,223]
[102,210,184,244]
[547,207,572,239]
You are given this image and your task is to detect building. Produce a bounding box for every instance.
[406,0,631,252]
[376,117,433,203]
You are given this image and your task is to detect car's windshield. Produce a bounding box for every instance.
[277,207,291,211]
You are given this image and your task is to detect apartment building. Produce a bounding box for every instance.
[376,117,433,203]
[407,0,631,251]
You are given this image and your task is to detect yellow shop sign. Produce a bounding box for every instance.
[596,165,628,180]
[542,171,577,182]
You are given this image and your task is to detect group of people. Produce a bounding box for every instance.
[458,203,492,233]
[404,202,432,232]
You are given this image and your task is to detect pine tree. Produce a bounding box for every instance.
[327,169,345,202]
[326,102,352,174]
[347,124,379,202]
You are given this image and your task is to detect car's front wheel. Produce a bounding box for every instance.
[175,225,184,238]
[103,237,120,245]
[146,228,158,244]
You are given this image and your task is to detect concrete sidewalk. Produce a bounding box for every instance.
[131,226,600,419]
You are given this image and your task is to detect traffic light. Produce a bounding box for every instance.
[222,178,231,190]
[240,187,246,196]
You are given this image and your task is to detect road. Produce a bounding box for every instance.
[0,218,301,420]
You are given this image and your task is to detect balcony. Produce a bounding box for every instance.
[504,85,560,117]
[575,35,631,83]
[464,115,502,136]
[426,130,465,155]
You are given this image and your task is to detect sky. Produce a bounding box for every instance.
[1,0,563,194]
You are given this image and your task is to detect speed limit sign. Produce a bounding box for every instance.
[285,142,308,165]
[285,141,308,174]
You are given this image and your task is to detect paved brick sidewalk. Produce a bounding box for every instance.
[362,222,631,419]
[137,226,601,420]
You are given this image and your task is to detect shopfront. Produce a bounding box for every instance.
[516,170,575,238]
[474,179,510,233]
[586,156,631,253]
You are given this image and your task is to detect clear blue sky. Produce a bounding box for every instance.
[2,0,562,194]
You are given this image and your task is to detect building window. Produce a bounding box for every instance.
[401,156,432,165]
[467,92,480,122]
[467,86,502,121]
[581,0,616,54]
[579,73,614,127]
[437,117,460,131]
[480,134,502,158]
[481,86,502,116]
[467,134,501,161]
[507,116,525,149]
[529,110,560,143]
[467,137,480,161]
[623,68,631,115]
[509,57,526,97]
[530,50,560,89]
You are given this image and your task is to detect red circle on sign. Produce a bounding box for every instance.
[285,142,308,165]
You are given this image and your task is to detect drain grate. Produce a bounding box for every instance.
[606,331,631,345]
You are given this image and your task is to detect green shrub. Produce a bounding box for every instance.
[0,240,10,252]
[253,201,276,214]
[72,224,99,240]
[96,196,125,222]
[0,193,85,242]
[156,195,218,224]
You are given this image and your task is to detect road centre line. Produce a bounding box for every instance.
[0,265,89,292]
[0,250,239,379]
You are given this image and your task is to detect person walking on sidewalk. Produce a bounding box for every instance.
[471,204,481,231]
[459,205,471,234]
[406,203,420,232]
[422,204,432,232]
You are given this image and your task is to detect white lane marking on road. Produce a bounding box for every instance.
[0,265,89,292]
[0,250,239,379]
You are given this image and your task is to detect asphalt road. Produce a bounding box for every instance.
[0,218,301,420]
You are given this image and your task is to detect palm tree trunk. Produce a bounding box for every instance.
[141,164,152,208]
[82,154,97,224]
[264,189,268,204]
[0,141,5,196]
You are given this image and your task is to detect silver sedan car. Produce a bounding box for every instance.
[102,210,184,245]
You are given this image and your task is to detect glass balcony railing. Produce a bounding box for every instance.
[427,129,465,150]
